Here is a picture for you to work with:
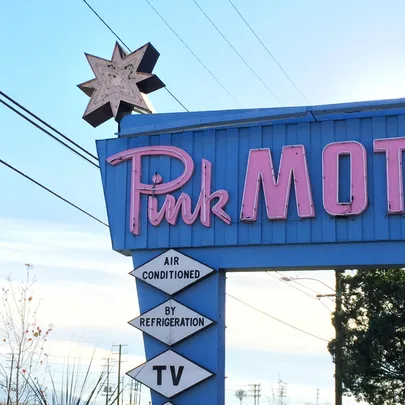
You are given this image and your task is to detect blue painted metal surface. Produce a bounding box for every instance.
[97,99,405,268]
[97,98,405,405]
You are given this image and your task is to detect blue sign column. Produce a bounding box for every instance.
[131,250,226,405]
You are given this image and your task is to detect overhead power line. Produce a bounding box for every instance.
[275,271,335,302]
[192,0,282,106]
[227,293,329,342]
[81,0,189,112]
[82,0,131,53]
[266,272,333,312]
[1,155,327,341]
[143,0,241,107]
[0,91,98,162]
[227,0,309,103]
[0,96,99,169]
[0,158,108,227]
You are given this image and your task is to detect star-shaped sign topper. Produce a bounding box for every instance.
[78,42,165,127]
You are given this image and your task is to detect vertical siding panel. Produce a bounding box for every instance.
[335,120,349,242]
[399,116,405,240]
[225,128,239,246]
[297,122,311,244]
[192,132,204,247]
[157,133,172,248]
[106,138,129,251]
[147,134,161,249]
[126,136,149,249]
[372,117,389,240]
[346,119,363,241]
[261,125,273,244]
[286,124,298,243]
[248,126,263,245]
[321,121,336,243]
[168,132,182,247]
[272,125,287,244]
[96,139,108,212]
[180,132,194,247]
[386,116,401,240]
[202,130,216,246]
[97,140,114,243]
[360,118,375,241]
[238,127,250,246]
[214,129,227,247]
[310,122,323,243]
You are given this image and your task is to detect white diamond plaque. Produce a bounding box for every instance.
[126,350,214,398]
[129,299,214,345]
[130,249,215,295]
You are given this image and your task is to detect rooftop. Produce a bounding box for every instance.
[119,97,405,137]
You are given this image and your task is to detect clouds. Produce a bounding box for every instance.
[0,217,344,404]
[0,217,131,278]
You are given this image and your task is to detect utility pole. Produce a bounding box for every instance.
[257,384,261,404]
[135,382,142,405]
[335,270,343,405]
[117,345,122,405]
[316,388,320,405]
[249,384,261,405]
[106,358,110,405]
[112,344,127,405]
[277,378,287,405]
[129,379,133,405]
[102,357,112,405]
[316,270,343,405]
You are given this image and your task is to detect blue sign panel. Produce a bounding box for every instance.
[98,99,405,269]
[97,99,405,405]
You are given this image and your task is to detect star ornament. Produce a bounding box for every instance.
[78,42,165,127]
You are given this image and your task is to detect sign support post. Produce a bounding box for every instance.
[130,249,226,405]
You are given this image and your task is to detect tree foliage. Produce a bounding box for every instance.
[0,265,52,405]
[328,268,405,405]
[234,389,247,404]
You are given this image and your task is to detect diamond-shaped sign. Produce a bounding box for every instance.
[129,299,215,345]
[130,249,215,295]
[162,403,174,405]
[126,350,214,398]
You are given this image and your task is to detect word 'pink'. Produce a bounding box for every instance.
[107,146,230,235]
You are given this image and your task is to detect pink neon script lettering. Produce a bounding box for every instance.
[148,160,230,227]
[322,141,368,216]
[240,146,315,221]
[374,137,405,214]
[107,146,230,235]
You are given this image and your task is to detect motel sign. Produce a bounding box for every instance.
[96,99,405,404]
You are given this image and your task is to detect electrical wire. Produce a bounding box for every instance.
[0,111,328,342]
[82,0,132,52]
[192,0,282,106]
[227,293,329,342]
[81,0,189,112]
[0,98,99,169]
[266,272,333,312]
[227,0,309,103]
[275,271,335,302]
[1,155,329,342]
[143,0,241,107]
[0,91,98,162]
[288,278,323,295]
[0,158,108,227]
[164,87,189,112]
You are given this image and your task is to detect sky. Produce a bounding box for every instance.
[1,0,405,403]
